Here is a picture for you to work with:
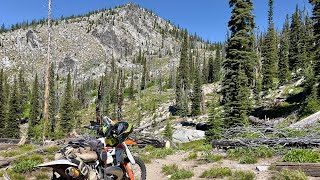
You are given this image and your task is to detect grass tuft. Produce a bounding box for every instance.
[283,149,320,163]
[272,170,308,180]
[239,156,258,164]
[200,167,232,178]
[229,170,255,180]
[162,164,179,175]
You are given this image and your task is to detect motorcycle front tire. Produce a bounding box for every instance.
[122,156,146,180]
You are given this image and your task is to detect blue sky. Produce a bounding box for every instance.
[0,0,312,42]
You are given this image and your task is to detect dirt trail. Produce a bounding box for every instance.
[145,150,320,180]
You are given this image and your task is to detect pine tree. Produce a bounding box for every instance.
[129,69,135,100]
[60,73,73,133]
[175,30,190,116]
[309,0,320,96]
[140,55,147,90]
[207,54,214,83]
[0,70,5,137]
[6,77,20,138]
[278,15,291,85]
[262,0,279,90]
[189,49,195,84]
[202,54,208,84]
[222,0,257,127]
[18,70,28,117]
[213,46,222,82]
[28,74,40,138]
[163,123,173,141]
[103,73,111,116]
[206,92,223,142]
[191,63,202,116]
[48,64,57,133]
[117,70,124,120]
[289,5,304,72]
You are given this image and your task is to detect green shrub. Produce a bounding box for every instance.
[239,156,258,164]
[200,167,232,178]
[149,148,175,159]
[18,144,34,151]
[170,169,193,180]
[203,151,223,162]
[272,170,308,180]
[227,146,274,160]
[0,150,23,157]
[13,160,39,173]
[229,170,255,180]
[140,147,175,164]
[178,140,211,152]
[7,170,26,180]
[13,154,44,164]
[46,146,59,154]
[162,164,179,175]
[185,152,197,160]
[283,149,320,163]
[47,155,55,161]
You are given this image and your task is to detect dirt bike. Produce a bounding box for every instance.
[36,117,146,180]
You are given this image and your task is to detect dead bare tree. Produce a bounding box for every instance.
[43,0,52,144]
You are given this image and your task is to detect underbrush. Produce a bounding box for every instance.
[227,146,274,163]
[283,149,320,163]
[0,145,35,157]
[161,164,193,180]
[200,167,255,180]
[271,170,308,180]
[177,140,211,152]
[139,146,175,163]
[202,151,223,162]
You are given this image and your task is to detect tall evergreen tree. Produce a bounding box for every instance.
[6,78,20,138]
[0,70,5,137]
[48,64,57,133]
[28,74,40,138]
[222,0,257,127]
[207,54,214,83]
[175,30,190,116]
[309,0,320,96]
[129,69,135,100]
[202,54,208,84]
[18,70,28,116]
[140,55,147,90]
[60,73,73,133]
[191,63,202,116]
[262,0,279,90]
[103,73,111,116]
[206,92,223,142]
[278,15,291,85]
[289,5,304,72]
[213,46,222,82]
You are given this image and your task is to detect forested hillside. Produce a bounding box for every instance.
[0,0,320,179]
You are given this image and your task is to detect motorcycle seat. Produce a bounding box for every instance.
[75,151,98,163]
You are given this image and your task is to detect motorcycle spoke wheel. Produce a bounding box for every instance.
[126,156,146,180]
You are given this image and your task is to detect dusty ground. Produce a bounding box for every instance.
[145,150,320,180]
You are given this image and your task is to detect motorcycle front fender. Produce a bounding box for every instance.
[122,143,136,165]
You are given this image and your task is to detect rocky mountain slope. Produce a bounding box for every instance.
[0,3,206,81]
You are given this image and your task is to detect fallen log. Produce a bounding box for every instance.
[212,138,320,149]
[273,162,320,177]
[0,138,29,144]
[134,113,170,132]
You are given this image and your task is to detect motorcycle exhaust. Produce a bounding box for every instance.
[65,167,80,178]
[105,166,124,180]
